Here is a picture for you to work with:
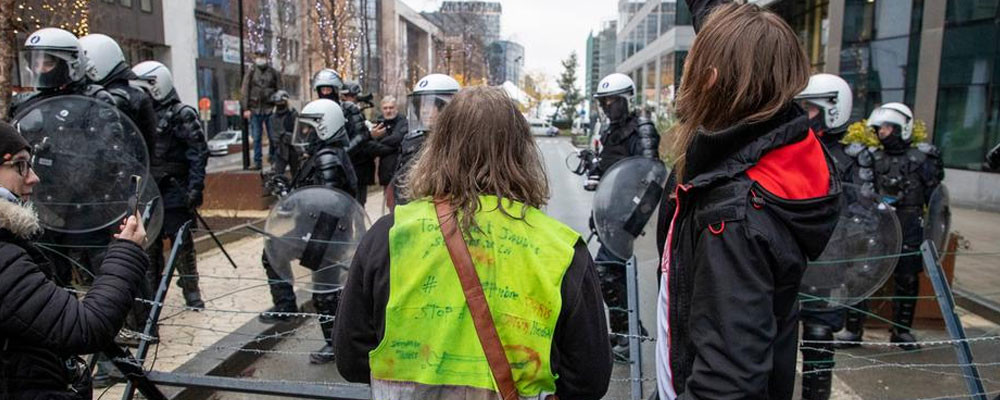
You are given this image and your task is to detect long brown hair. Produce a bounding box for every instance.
[403,86,549,231]
[672,2,810,181]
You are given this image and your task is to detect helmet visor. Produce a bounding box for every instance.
[19,49,74,89]
[291,117,321,151]
[407,93,453,134]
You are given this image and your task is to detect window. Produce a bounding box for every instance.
[120,0,132,7]
[646,7,659,45]
[660,1,676,34]
[140,0,152,12]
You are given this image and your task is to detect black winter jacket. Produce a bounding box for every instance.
[0,200,149,399]
[152,99,209,210]
[655,106,841,400]
[370,116,407,185]
[334,214,613,399]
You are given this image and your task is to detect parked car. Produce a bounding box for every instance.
[528,119,552,136]
[207,130,242,156]
[546,126,560,137]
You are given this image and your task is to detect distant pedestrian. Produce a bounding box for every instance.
[240,45,281,170]
[368,96,407,188]
[334,86,612,399]
[655,2,841,399]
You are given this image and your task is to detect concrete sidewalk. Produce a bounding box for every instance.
[951,206,1000,304]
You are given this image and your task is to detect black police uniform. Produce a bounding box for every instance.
[260,137,358,363]
[269,105,299,177]
[592,111,659,352]
[146,97,209,308]
[389,129,426,207]
[341,100,374,205]
[99,68,159,157]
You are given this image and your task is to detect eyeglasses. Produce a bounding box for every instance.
[3,159,33,178]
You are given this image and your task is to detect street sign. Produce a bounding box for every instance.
[224,100,241,116]
[198,97,211,111]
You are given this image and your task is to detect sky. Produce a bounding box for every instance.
[400,0,618,92]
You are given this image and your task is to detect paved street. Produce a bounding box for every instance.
[94,137,1000,400]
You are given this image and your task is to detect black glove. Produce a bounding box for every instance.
[186,190,204,209]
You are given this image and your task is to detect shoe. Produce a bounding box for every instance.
[610,335,631,364]
[183,290,205,310]
[310,344,336,364]
[832,328,863,349]
[890,330,921,351]
[251,164,263,171]
[258,305,297,324]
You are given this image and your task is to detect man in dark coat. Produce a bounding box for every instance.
[0,121,150,400]
[369,96,407,188]
[240,46,281,170]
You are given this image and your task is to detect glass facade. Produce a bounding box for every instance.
[770,0,829,71]
[839,0,924,122]
[616,0,692,117]
[934,0,1000,170]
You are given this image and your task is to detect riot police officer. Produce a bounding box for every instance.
[8,28,115,118]
[794,73,857,400]
[836,103,943,350]
[389,73,460,207]
[79,33,158,155]
[132,61,209,310]
[590,72,660,361]
[260,99,358,364]
[268,90,299,177]
[311,70,371,205]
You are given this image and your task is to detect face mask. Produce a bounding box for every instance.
[600,97,629,123]
[808,114,826,137]
[879,130,908,151]
[255,57,267,67]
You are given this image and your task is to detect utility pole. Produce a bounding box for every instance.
[239,0,250,170]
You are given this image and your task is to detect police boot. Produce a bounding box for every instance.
[175,231,205,310]
[310,292,340,364]
[260,253,297,323]
[834,304,866,349]
[890,273,921,350]
[801,323,835,400]
[258,305,298,324]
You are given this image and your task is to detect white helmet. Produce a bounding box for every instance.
[594,73,635,99]
[293,99,347,150]
[312,68,344,92]
[131,61,175,102]
[796,73,852,131]
[868,102,914,141]
[18,28,87,89]
[79,33,126,84]
[408,74,460,134]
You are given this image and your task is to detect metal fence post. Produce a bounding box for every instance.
[625,255,643,400]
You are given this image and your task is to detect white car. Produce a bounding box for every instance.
[207,130,242,156]
[528,119,552,136]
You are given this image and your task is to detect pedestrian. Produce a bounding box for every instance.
[834,102,943,351]
[132,61,209,310]
[334,86,612,399]
[240,45,281,170]
[259,99,358,366]
[0,120,150,400]
[267,90,300,177]
[589,71,660,362]
[655,3,841,399]
[368,96,407,190]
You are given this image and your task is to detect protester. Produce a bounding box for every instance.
[334,86,612,399]
[369,96,407,189]
[0,120,150,399]
[240,45,281,170]
[655,3,841,399]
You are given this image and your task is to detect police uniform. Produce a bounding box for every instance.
[147,98,209,308]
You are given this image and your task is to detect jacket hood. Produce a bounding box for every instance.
[0,199,42,239]
[685,104,842,260]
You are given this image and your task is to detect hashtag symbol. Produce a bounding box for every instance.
[422,276,438,294]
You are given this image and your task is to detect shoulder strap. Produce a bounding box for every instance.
[435,200,519,400]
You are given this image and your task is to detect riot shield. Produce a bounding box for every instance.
[925,185,951,254]
[13,95,150,234]
[801,183,901,311]
[263,187,369,293]
[592,157,668,260]
[138,176,164,249]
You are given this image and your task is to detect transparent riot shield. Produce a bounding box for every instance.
[592,157,669,260]
[925,184,951,255]
[801,183,902,311]
[263,187,369,293]
[138,176,164,249]
[13,95,150,234]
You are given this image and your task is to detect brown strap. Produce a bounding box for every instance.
[435,200,520,400]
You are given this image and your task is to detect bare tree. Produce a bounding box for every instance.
[306,0,361,78]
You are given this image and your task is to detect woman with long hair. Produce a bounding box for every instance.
[334,86,612,399]
[656,3,842,399]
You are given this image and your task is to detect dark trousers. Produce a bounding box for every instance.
[595,245,629,336]
[260,251,340,345]
[147,209,200,294]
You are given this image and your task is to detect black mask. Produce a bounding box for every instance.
[879,129,909,152]
[600,96,629,123]
[275,102,288,112]
[808,114,826,136]
[317,88,339,102]
[38,59,73,89]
